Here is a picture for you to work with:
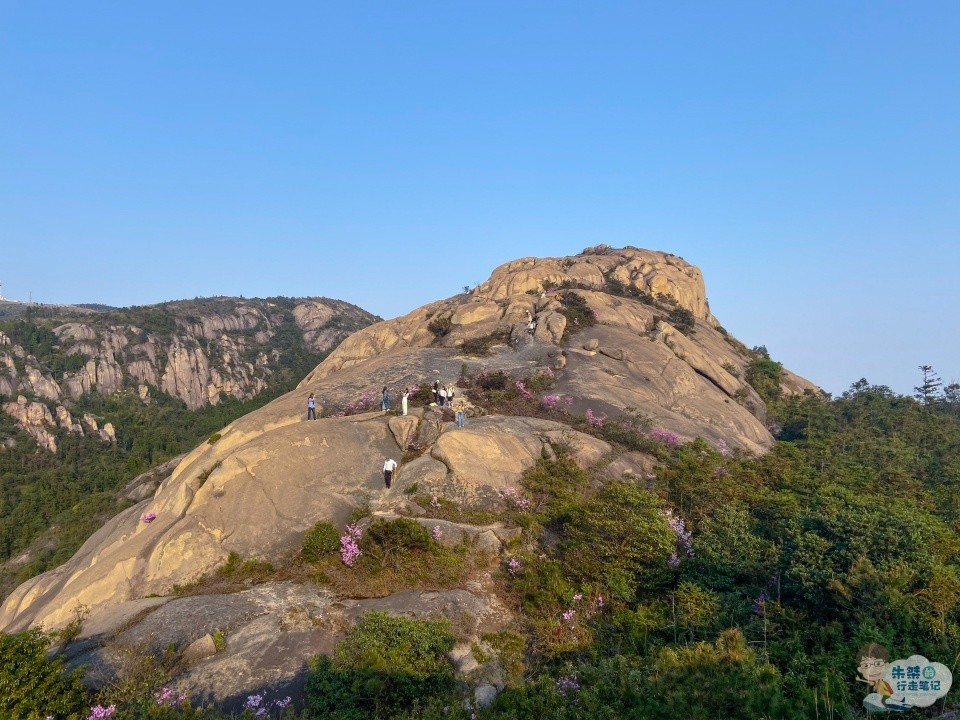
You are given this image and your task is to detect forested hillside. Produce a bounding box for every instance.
[3,370,959,719]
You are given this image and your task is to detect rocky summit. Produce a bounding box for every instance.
[0,246,819,705]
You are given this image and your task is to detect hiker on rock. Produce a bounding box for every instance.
[381,386,391,411]
[383,457,398,488]
[401,388,409,416]
[456,401,465,428]
[307,393,316,420]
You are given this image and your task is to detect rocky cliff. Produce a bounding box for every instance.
[0,297,377,451]
[0,246,821,704]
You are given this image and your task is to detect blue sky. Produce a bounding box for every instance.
[1,2,957,396]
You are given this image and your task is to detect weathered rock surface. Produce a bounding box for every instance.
[68,583,339,707]
[1,245,823,632]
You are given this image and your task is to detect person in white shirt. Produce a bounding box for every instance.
[383,458,398,488]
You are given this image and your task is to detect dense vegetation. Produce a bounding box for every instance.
[3,365,960,718]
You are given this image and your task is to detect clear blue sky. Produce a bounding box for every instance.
[1,2,957,396]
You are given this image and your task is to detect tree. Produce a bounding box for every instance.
[915,365,943,406]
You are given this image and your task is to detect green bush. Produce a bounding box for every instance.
[305,611,456,719]
[557,292,597,340]
[746,347,783,404]
[302,521,341,562]
[520,452,588,520]
[0,628,90,720]
[427,315,452,340]
[458,328,511,356]
[667,307,696,334]
[560,481,675,601]
[362,518,434,569]
[633,629,807,720]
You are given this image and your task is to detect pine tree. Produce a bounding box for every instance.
[914,364,943,405]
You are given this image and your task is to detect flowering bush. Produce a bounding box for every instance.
[431,525,443,542]
[508,557,522,575]
[153,687,186,708]
[556,673,581,696]
[86,705,116,720]
[500,486,531,512]
[140,512,157,524]
[585,408,605,428]
[649,427,682,448]
[541,393,561,409]
[663,507,694,560]
[340,523,363,567]
[752,592,768,617]
[515,381,534,401]
[341,389,379,415]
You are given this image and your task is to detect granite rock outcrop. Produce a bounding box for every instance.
[0,246,822,706]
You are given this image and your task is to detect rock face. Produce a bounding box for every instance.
[0,246,822,705]
[0,297,378,450]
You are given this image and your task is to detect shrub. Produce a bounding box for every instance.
[0,628,90,719]
[633,629,805,720]
[557,292,597,340]
[305,611,456,719]
[604,276,654,304]
[206,432,221,445]
[560,481,675,601]
[458,328,511,356]
[361,518,433,569]
[427,315,452,340]
[215,551,275,582]
[196,460,222,487]
[520,452,588,519]
[302,521,341,562]
[667,307,696,334]
[746,353,784,404]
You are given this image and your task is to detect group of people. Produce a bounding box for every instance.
[307,380,466,427]
[432,380,457,407]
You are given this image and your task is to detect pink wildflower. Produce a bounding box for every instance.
[585,408,605,428]
[649,428,681,447]
[340,523,363,566]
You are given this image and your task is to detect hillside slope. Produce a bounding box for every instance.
[0,246,827,706]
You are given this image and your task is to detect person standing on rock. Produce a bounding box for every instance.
[307,393,316,420]
[456,401,465,428]
[447,384,455,407]
[401,388,409,416]
[433,380,440,405]
[383,457,398,488]
[439,384,447,407]
[381,386,391,412]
